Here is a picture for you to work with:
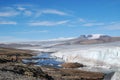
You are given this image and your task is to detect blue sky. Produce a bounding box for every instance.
[0,0,120,42]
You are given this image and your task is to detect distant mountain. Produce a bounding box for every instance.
[76,35,120,44]
[0,34,120,48]
[52,34,120,46]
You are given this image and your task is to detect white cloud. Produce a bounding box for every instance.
[24,10,32,16]
[0,36,31,43]
[46,37,75,41]
[79,18,86,22]
[0,6,32,17]
[0,11,19,17]
[0,36,14,40]
[35,9,68,17]
[16,6,68,17]
[68,18,105,27]
[105,22,120,30]
[0,36,19,43]
[17,7,26,11]
[29,20,69,26]
[42,9,68,16]
[16,30,48,34]
[16,6,32,16]
[0,21,17,25]
[1,5,69,18]
[82,22,105,27]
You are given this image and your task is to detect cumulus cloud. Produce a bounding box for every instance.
[0,21,17,25]
[29,20,69,26]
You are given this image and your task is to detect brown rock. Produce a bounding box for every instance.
[61,62,84,68]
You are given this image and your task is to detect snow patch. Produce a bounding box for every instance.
[87,34,104,39]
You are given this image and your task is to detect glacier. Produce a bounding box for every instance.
[51,44,120,80]
[51,43,120,70]
[20,41,120,70]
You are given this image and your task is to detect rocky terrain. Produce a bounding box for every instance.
[41,66,104,80]
[0,47,105,80]
[0,35,120,80]
[0,63,53,80]
[0,47,52,80]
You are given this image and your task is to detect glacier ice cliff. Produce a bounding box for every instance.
[51,45,120,80]
[51,46,120,69]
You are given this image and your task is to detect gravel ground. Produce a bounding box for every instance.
[0,71,42,80]
[0,63,51,80]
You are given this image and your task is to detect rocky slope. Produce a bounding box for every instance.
[0,47,105,80]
